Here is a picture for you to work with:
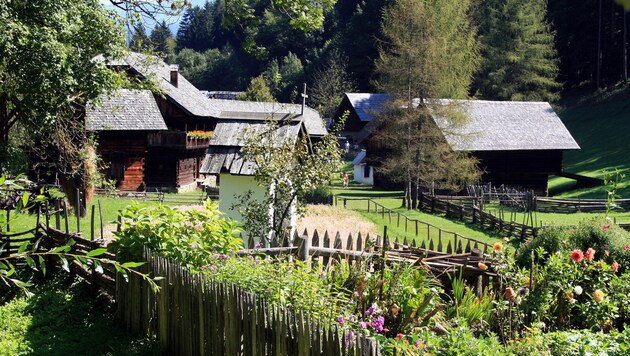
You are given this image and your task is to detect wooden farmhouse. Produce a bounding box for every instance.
[87,53,219,192]
[331,94,580,193]
[199,102,327,222]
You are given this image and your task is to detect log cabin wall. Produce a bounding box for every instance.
[97,131,148,191]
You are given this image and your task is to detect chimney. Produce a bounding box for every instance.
[170,64,179,87]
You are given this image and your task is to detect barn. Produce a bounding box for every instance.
[88,53,219,192]
[332,94,580,193]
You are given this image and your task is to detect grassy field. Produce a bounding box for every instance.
[332,186,503,245]
[3,190,207,240]
[549,88,630,198]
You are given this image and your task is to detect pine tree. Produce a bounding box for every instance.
[372,0,481,208]
[130,25,151,51]
[176,1,216,52]
[150,21,175,55]
[475,0,561,102]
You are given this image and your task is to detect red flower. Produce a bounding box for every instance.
[571,249,584,262]
[612,261,620,274]
[585,248,596,262]
[603,224,610,232]
[394,333,405,341]
[625,245,630,251]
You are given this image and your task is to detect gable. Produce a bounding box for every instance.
[86,89,167,131]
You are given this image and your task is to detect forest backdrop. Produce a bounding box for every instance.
[131,0,630,114]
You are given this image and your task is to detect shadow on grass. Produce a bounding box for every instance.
[21,274,159,356]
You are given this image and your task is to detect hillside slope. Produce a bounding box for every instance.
[550,88,630,198]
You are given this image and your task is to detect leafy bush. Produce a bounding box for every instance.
[0,275,159,355]
[301,185,333,205]
[112,200,242,270]
[517,219,630,272]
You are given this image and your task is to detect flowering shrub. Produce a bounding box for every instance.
[112,200,242,270]
[186,130,213,140]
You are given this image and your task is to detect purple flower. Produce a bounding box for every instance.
[359,321,368,328]
[348,315,355,322]
[365,304,377,316]
[518,287,528,296]
[255,241,262,248]
[414,338,426,349]
[218,254,228,261]
[337,316,345,325]
[354,291,360,297]
[371,316,385,332]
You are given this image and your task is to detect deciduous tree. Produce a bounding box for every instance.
[372,0,481,208]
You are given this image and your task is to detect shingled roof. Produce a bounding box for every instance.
[344,94,579,151]
[209,99,327,137]
[104,52,220,118]
[345,93,391,122]
[86,89,167,131]
[200,120,303,175]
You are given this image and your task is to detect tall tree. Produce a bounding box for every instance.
[176,1,216,52]
[309,50,356,118]
[0,0,127,210]
[475,0,561,102]
[130,25,151,51]
[150,21,175,56]
[372,0,481,208]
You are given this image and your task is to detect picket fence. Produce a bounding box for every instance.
[117,248,380,356]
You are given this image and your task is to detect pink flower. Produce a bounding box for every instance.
[585,248,596,262]
[612,261,620,274]
[571,249,584,263]
[603,224,610,232]
[337,316,345,325]
[394,333,404,341]
[359,321,368,328]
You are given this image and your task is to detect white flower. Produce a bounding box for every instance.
[536,322,546,329]
[574,286,583,295]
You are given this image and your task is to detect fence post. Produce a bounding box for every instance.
[90,204,95,241]
[98,200,104,240]
[5,210,9,232]
[55,200,61,230]
[117,210,122,232]
[63,200,69,234]
[343,198,347,209]
[75,189,82,234]
[298,234,311,263]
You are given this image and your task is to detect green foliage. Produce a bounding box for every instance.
[150,21,176,56]
[373,0,481,203]
[234,118,342,239]
[0,275,159,355]
[475,0,561,102]
[301,185,333,205]
[238,75,276,102]
[112,200,242,270]
[309,50,356,118]
[604,168,626,217]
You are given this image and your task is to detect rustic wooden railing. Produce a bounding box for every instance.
[535,196,630,213]
[333,196,493,253]
[417,194,540,240]
[117,248,380,356]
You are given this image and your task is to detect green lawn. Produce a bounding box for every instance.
[333,185,502,246]
[3,190,208,239]
[550,89,630,198]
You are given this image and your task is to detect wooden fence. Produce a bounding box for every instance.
[417,194,540,240]
[535,196,630,213]
[334,197,494,253]
[117,248,380,356]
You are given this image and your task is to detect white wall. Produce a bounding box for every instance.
[218,173,266,223]
[353,164,374,185]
